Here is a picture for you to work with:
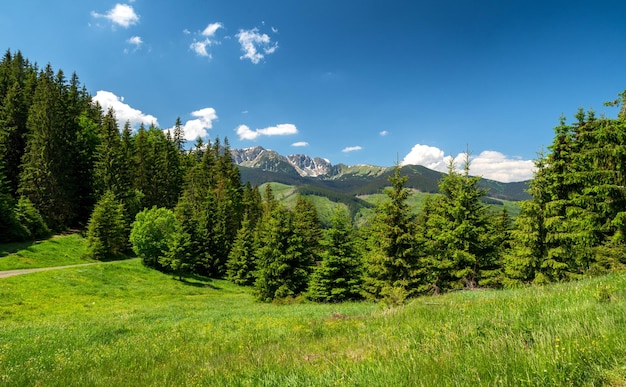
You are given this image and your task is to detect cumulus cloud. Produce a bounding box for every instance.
[401,143,534,182]
[91,4,139,28]
[236,123,298,140]
[379,130,388,136]
[342,146,362,153]
[236,28,278,64]
[92,90,158,128]
[401,144,452,172]
[166,107,218,141]
[467,151,535,183]
[291,141,309,147]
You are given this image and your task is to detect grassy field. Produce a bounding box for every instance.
[1,236,626,386]
[0,233,94,271]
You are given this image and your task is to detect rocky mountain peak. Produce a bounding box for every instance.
[230,146,334,177]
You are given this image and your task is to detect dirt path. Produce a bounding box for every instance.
[0,263,100,279]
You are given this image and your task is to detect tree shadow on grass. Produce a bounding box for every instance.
[176,273,222,289]
[0,240,36,257]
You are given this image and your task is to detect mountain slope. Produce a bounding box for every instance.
[234,147,530,202]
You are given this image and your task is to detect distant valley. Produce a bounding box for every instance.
[230,146,529,222]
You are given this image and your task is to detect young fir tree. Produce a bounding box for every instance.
[14,196,50,240]
[540,115,584,282]
[254,206,295,302]
[292,195,322,267]
[160,228,194,281]
[363,165,423,300]
[308,206,364,302]
[254,203,313,302]
[504,152,550,285]
[226,213,257,286]
[422,154,492,291]
[86,191,127,260]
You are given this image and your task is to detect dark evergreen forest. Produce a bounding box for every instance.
[1,50,625,303]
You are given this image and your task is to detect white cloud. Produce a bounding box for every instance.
[342,146,362,153]
[468,151,535,183]
[183,29,191,35]
[380,130,388,136]
[190,22,223,58]
[292,141,309,147]
[401,144,451,172]
[92,90,158,128]
[127,36,142,47]
[91,4,139,28]
[236,28,278,64]
[190,41,212,58]
[202,22,223,37]
[165,107,218,141]
[236,123,298,140]
[125,36,143,53]
[400,143,534,182]
[236,125,256,140]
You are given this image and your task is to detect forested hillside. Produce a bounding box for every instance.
[2,50,626,303]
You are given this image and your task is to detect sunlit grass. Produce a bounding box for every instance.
[1,255,625,386]
[0,233,94,270]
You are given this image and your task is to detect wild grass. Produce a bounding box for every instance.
[1,255,625,386]
[0,233,93,270]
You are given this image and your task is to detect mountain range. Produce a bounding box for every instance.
[230,146,530,206]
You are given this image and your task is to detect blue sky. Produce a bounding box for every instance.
[2,1,626,182]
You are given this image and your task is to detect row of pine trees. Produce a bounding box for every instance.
[2,50,626,303]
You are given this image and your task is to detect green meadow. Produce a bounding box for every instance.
[0,233,93,271]
[1,235,626,386]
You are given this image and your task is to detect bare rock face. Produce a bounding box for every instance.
[286,154,332,177]
[230,146,383,178]
[230,146,332,177]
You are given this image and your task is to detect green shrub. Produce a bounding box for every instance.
[130,206,177,269]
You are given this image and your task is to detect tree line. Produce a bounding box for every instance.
[2,50,625,304]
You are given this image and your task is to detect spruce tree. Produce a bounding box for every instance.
[93,108,125,198]
[226,213,257,286]
[19,64,72,230]
[86,191,127,260]
[308,206,363,302]
[254,206,294,302]
[0,162,28,242]
[503,152,548,284]
[14,195,50,240]
[160,229,194,280]
[422,155,492,291]
[254,204,312,302]
[292,195,322,266]
[363,165,423,300]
